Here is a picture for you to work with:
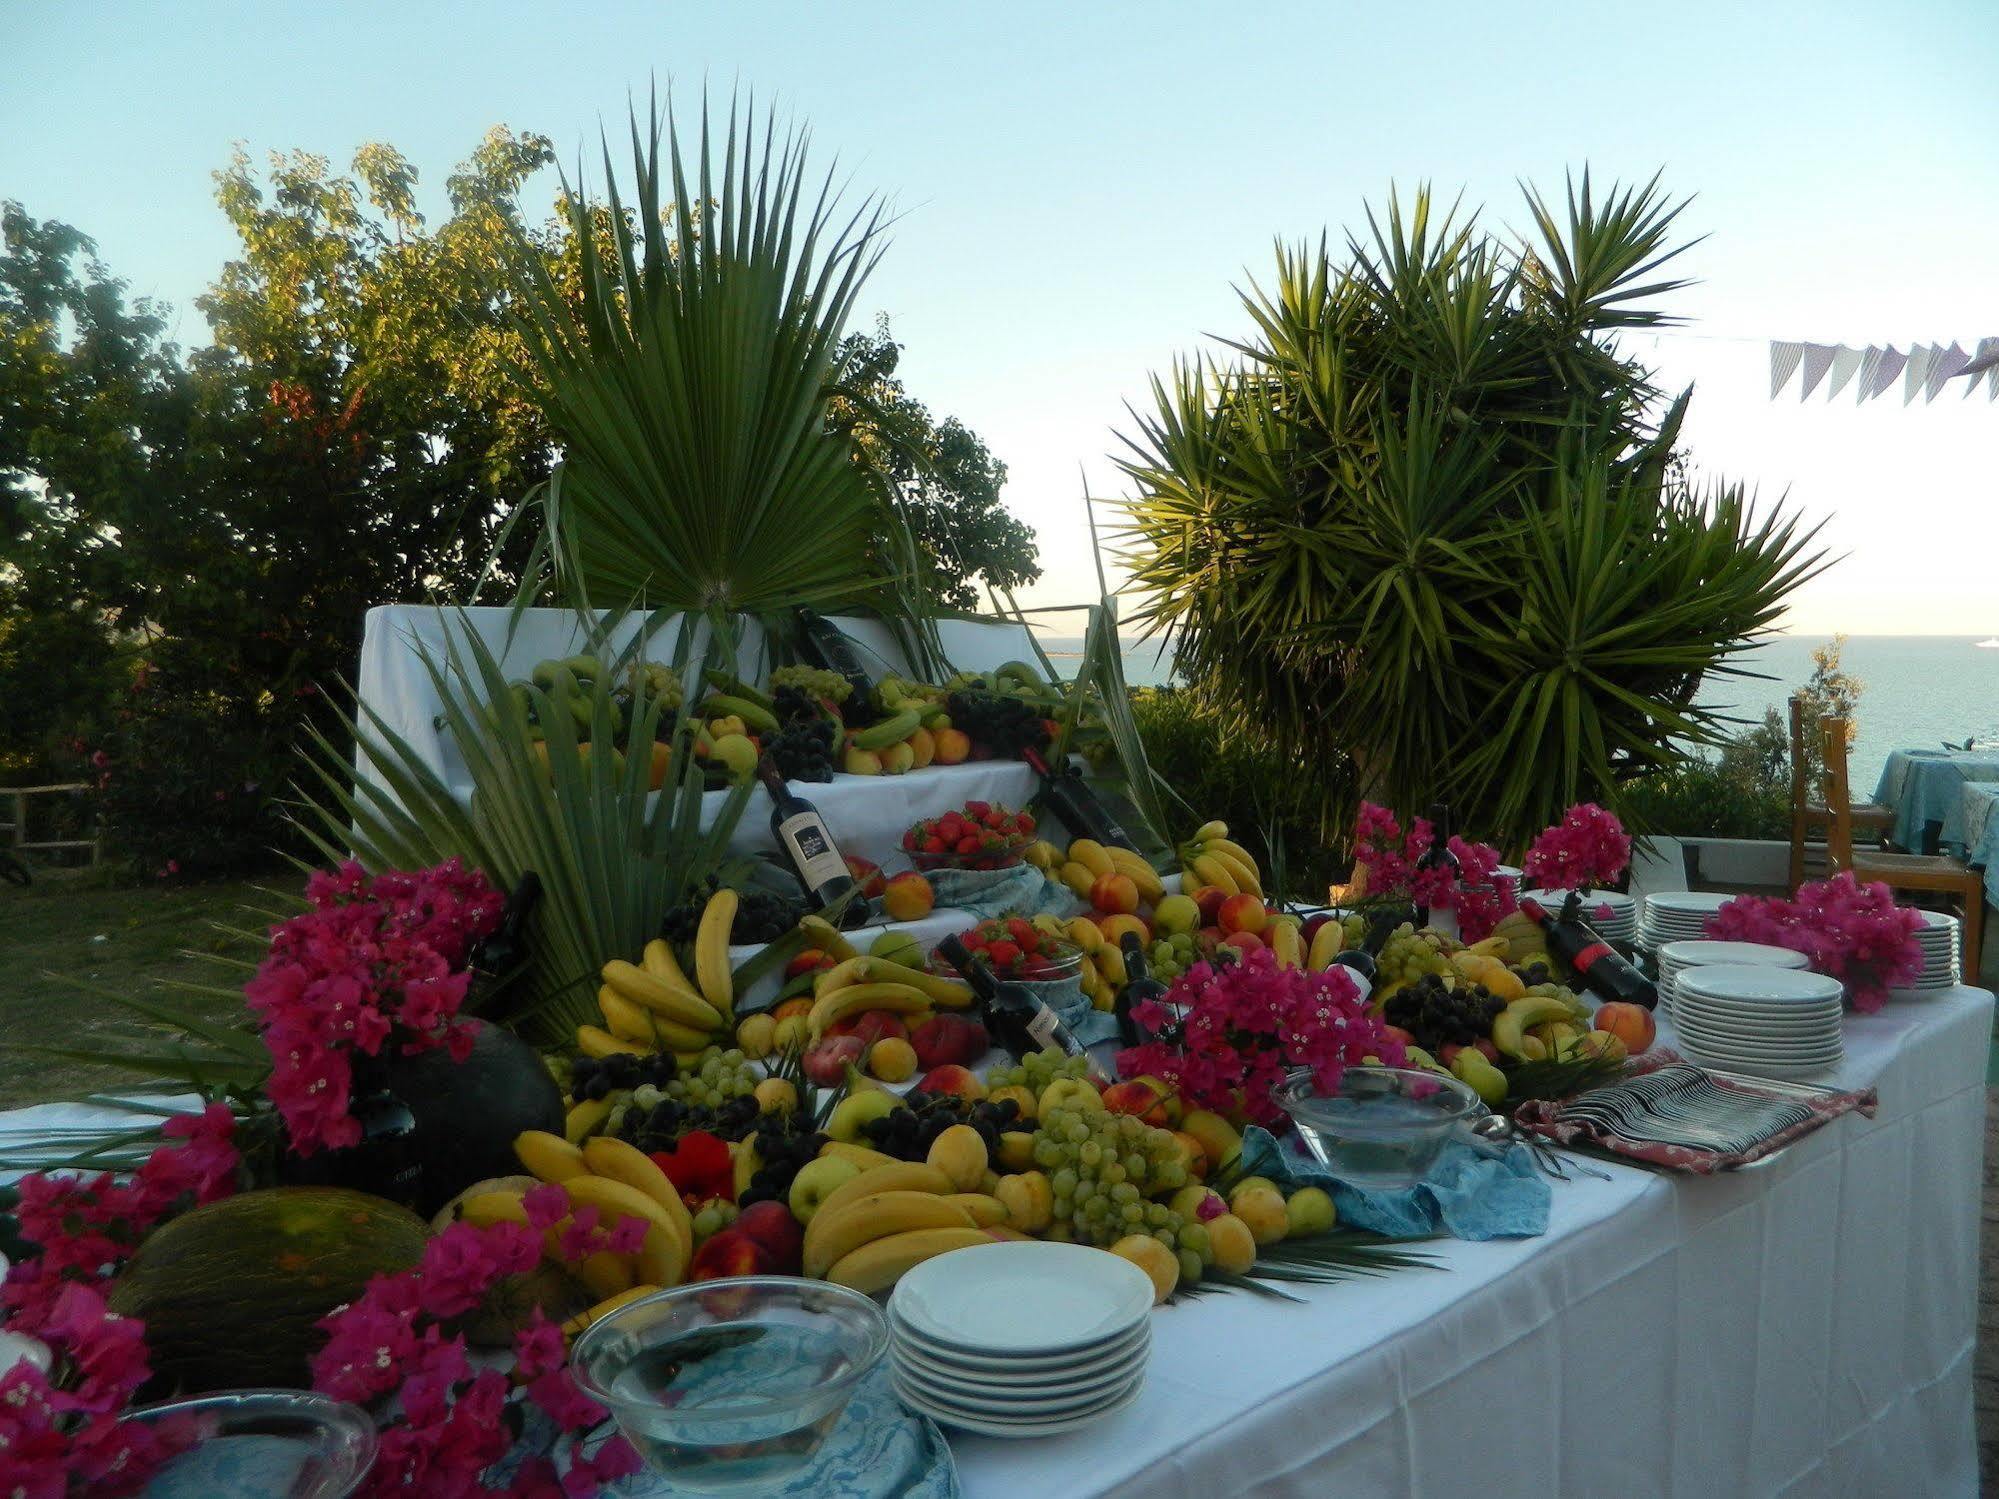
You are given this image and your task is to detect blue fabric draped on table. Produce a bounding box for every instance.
[1959,781,1999,906]
[1871,747,1999,852]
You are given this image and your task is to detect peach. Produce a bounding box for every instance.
[1110,1233,1179,1304]
[785,948,832,978]
[732,1200,804,1273]
[1097,913,1151,947]
[1221,930,1265,953]
[687,1229,774,1282]
[1381,1024,1417,1048]
[916,1064,986,1102]
[987,1083,1038,1121]
[1592,1002,1656,1055]
[867,1036,917,1082]
[1192,886,1228,926]
[926,1123,989,1191]
[931,727,972,765]
[1102,1078,1173,1127]
[1089,872,1140,916]
[1168,1130,1210,1178]
[802,1035,864,1085]
[844,856,887,899]
[1207,1213,1258,1274]
[1217,893,1269,936]
[905,726,936,769]
[773,996,815,1022]
[881,871,935,922]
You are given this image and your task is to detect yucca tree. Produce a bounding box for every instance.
[501,93,922,630]
[1116,174,1829,851]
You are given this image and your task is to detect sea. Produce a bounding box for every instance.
[1038,634,1999,793]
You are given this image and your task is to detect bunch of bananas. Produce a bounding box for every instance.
[454,1132,695,1337]
[1177,820,1263,896]
[804,954,973,1039]
[800,1154,1011,1292]
[1055,838,1165,904]
[1055,915,1128,1011]
[577,890,740,1063]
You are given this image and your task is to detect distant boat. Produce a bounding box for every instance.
[1981,638,1999,649]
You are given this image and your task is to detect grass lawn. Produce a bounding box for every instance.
[0,868,298,1110]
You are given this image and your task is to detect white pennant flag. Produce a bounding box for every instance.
[1769,341,1805,399]
[1862,345,1907,401]
[1798,343,1838,400]
[1902,344,1937,405]
[1965,337,1999,399]
[1925,341,1970,401]
[1826,344,1865,400]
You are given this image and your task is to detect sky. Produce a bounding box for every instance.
[4,0,1997,634]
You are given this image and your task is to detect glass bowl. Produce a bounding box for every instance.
[927,938,1083,987]
[908,844,1029,873]
[120,1389,376,1498]
[569,1276,890,1495]
[1273,1065,1482,1190]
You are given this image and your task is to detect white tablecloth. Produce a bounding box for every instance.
[950,988,1991,1499]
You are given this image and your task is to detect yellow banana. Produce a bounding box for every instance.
[806,982,936,1038]
[642,937,698,995]
[563,1097,614,1145]
[1104,847,1165,902]
[1057,861,1097,899]
[576,1024,649,1061]
[1189,853,1240,896]
[824,1226,993,1294]
[1190,819,1230,843]
[1205,847,1263,896]
[1093,941,1127,987]
[946,1193,1010,1228]
[1067,839,1115,879]
[1206,837,1261,877]
[459,1189,531,1229]
[563,1284,661,1339]
[560,1175,685,1264]
[1270,921,1304,969]
[1179,864,1203,891]
[575,1251,635,1298]
[694,889,737,1020]
[635,1220,686,1288]
[818,1140,899,1170]
[1065,917,1105,952]
[812,957,872,997]
[597,987,659,1045]
[582,1136,694,1251]
[516,1130,588,1183]
[814,1162,954,1222]
[1306,919,1347,970]
[601,960,724,1031]
[798,914,861,962]
[812,956,970,1008]
[802,1190,978,1279]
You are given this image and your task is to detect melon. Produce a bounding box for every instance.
[109,1187,429,1391]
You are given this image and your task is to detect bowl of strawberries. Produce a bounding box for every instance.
[902,801,1038,873]
[931,914,1083,985]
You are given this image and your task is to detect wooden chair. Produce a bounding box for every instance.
[1822,715,1984,979]
[1788,694,1892,887]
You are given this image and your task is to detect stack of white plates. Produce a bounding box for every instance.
[1639,890,1734,951]
[1897,910,1962,993]
[1522,888,1638,946]
[1672,964,1845,1079]
[887,1241,1152,1437]
[1654,939,1809,1018]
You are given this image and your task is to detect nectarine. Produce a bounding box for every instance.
[1592,1001,1656,1055]
[1089,872,1140,916]
[1217,893,1269,936]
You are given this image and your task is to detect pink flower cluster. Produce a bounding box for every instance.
[312,1220,641,1497]
[1115,947,1404,1128]
[1521,803,1631,894]
[1349,804,1514,940]
[0,1104,239,1496]
[1703,872,1925,1013]
[245,859,503,1155]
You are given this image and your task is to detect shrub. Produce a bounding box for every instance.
[1621,708,1791,840]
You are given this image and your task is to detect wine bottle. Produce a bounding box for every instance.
[1330,910,1401,1003]
[468,871,540,992]
[1518,896,1658,1009]
[1114,931,1171,1048]
[1411,804,1460,928]
[1019,745,1136,850]
[756,755,858,908]
[937,935,1107,1081]
[795,610,877,712]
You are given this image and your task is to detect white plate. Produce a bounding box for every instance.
[893,1369,1145,1436]
[1671,1017,1842,1047]
[1673,1035,1844,1062]
[1674,966,1844,1005]
[891,1241,1153,1355]
[893,1347,1142,1407]
[886,1303,1149,1373]
[891,1360,1145,1417]
[1677,1047,1840,1080]
[890,1316,1148,1385]
[1644,892,1734,915]
[1657,941,1810,971]
[1671,1002,1842,1031]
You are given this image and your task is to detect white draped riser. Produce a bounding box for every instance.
[1769,337,1999,402]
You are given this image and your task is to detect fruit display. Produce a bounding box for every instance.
[762,715,840,782]
[659,880,800,947]
[1056,836,1165,909]
[902,801,1038,869]
[1176,819,1264,897]
[935,915,1081,982]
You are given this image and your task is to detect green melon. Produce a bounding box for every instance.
[109,1187,429,1391]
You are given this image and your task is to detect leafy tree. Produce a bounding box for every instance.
[831,318,1039,611]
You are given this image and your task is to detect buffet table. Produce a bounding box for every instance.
[952,987,1991,1499]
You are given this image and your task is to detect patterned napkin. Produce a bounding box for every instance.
[922,863,1068,920]
[1236,1124,1551,1240]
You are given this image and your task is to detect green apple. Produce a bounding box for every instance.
[825,1089,903,1143]
[868,930,927,969]
[1152,893,1201,936]
[1284,1186,1338,1238]
[787,1156,861,1224]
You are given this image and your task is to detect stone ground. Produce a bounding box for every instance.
[1978,1085,1999,1484]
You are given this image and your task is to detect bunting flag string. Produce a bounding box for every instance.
[1770,338,1999,402]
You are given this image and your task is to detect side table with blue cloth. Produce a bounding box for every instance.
[1961,782,1999,909]
[1872,747,1999,853]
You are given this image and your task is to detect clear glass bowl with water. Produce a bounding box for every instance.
[1274,1065,1482,1189]
[569,1276,890,1495]
[122,1388,376,1498]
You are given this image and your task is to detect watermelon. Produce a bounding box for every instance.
[109,1187,428,1391]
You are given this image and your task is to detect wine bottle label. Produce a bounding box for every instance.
[1025,1004,1066,1052]
[777,812,848,890]
[1572,941,1614,970]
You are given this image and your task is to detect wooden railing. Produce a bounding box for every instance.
[0,783,101,866]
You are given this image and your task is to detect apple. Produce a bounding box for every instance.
[1284,1186,1338,1238]
[827,1009,908,1049]
[1102,1078,1173,1127]
[688,1228,775,1282]
[911,1014,988,1069]
[1217,893,1269,936]
[1381,1024,1417,1047]
[1089,872,1140,916]
[732,1200,804,1272]
[1473,1037,1500,1063]
[1300,911,1334,942]
[1221,930,1265,953]
[803,1034,865,1086]
[868,930,926,968]
[824,1088,902,1143]
[916,1064,986,1102]
[844,855,887,899]
[772,996,814,1022]
[1152,893,1200,936]
[787,1156,861,1223]
[1592,1001,1656,1055]
[784,947,831,978]
[1192,886,1228,926]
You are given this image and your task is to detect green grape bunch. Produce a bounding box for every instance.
[664,1046,757,1111]
[769,665,852,703]
[1029,1104,1199,1255]
[986,1048,1097,1096]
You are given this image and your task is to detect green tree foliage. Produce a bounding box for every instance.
[1115,175,1828,851]
[832,318,1039,611]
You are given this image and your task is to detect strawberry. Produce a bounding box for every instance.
[924,835,947,854]
[955,834,982,855]
[1004,917,1035,947]
[986,939,1022,968]
[1017,812,1036,834]
[965,801,991,819]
